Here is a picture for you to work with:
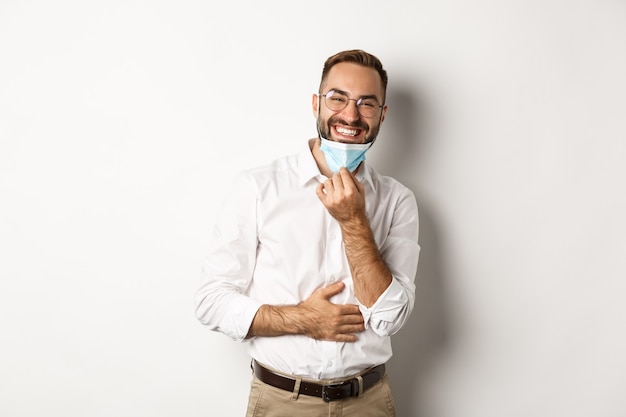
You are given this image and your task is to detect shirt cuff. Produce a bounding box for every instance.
[357,278,406,331]
[224,294,264,341]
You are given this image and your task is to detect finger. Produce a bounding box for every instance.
[337,304,363,316]
[339,167,352,181]
[339,313,365,325]
[331,171,345,191]
[315,183,327,200]
[335,334,359,343]
[324,177,336,194]
[316,281,346,299]
[339,323,365,334]
[339,167,356,185]
[339,167,361,193]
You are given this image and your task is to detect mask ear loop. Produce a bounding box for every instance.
[315,93,325,140]
[366,107,385,147]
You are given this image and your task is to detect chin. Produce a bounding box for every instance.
[333,135,366,144]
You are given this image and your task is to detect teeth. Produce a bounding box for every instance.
[336,127,358,136]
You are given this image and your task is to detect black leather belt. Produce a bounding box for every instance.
[252,360,385,402]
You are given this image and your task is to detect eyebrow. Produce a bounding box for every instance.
[328,88,381,103]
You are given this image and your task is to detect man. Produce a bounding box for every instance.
[195,49,420,417]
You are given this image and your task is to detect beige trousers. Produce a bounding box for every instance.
[245,374,397,417]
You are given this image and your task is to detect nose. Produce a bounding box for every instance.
[341,99,361,121]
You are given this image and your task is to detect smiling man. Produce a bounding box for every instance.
[195,49,420,417]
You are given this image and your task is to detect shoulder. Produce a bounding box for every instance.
[241,152,297,179]
[367,166,415,199]
[233,152,301,195]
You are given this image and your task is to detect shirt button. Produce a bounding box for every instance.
[327,361,333,368]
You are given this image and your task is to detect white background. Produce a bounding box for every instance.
[1,1,625,416]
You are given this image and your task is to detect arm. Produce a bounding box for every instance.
[339,214,392,307]
[316,168,419,334]
[247,281,365,342]
[195,172,366,342]
[315,168,392,307]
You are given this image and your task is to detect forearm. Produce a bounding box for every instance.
[247,282,366,342]
[247,304,306,338]
[340,215,392,307]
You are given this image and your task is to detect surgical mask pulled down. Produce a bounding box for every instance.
[319,137,372,173]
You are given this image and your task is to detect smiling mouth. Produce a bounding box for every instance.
[334,126,362,137]
[323,115,368,141]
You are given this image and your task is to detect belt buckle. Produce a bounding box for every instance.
[322,381,353,402]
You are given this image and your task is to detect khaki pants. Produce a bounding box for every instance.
[245,374,397,417]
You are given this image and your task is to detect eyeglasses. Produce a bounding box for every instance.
[319,90,383,118]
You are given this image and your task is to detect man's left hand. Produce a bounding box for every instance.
[316,167,366,223]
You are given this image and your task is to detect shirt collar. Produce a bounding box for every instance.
[297,139,376,191]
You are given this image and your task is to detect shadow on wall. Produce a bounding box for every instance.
[376,84,452,417]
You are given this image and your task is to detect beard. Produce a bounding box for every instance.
[316,114,381,144]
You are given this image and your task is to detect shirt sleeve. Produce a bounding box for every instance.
[358,188,420,337]
[194,172,263,341]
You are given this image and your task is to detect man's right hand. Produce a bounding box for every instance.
[298,281,365,342]
[247,281,365,342]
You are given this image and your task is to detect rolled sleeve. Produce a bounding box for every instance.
[359,188,420,336]
[358,272,416,336]
[195,283,262,341]
[194,173,262,341]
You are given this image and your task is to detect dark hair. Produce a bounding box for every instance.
[319,49,388,102]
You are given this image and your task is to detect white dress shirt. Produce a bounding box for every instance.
[195,139,420,379]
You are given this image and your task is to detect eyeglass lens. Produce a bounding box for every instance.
[323,90,381,118]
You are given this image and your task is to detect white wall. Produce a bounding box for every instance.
[1,1,625,416]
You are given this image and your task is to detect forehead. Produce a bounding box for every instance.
[323,62,384,99]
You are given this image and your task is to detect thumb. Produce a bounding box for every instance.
[315,183,327,200]
[317,281,345,299]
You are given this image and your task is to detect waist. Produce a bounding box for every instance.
[247,337,392,379]
[252,360,386,402]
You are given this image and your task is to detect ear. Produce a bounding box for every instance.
[312,93,319,118]
[380,105,388,124]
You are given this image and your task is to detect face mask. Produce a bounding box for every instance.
[319,137,372,173]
